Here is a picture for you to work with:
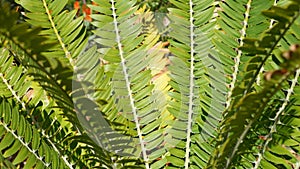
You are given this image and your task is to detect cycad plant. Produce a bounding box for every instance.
[0,0,300,168]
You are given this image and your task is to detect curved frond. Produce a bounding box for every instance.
[207,1,300,168]
[0,48,30,108]
[0,2,108,168]
[239,0,300,95]
[208,43,300,168]
[253,71,300,168]
[0,3,76,121]
[16,0,88,66]
[0,98,67,168]
[72,47,138,168]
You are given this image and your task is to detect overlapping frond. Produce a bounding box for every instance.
[208,1,300,168]
[1,0,300,168]
[0,2,109,168]
[238,0,300,95]
[213,0,275,108]
[0,47,75,168]
[30,102,110,168]
[0,48,30,108]
[252,2,300,166]
[0,98,67,168]
[72,46,140,168]
[238,50,300,168]
[165,0,227,168]
[88,0,170,167]
[16,0,88,65]
[0,1,76,121]
[208,44,300,168]
[252,76,300,168]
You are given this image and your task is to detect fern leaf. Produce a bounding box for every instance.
[208,43,300,168]
[166,0,227,168]
[73,55,138,157]
[0,2,76,121]
[239,1,300,95]
[209,3,300,166]
[0,98,68,168]
[0,3,108,168]
[88,0,174,167]
[0,48,30,109]
[0,47,98,169]
[16,0,88,66]
[213,0,276,109]
[253,69,300,168]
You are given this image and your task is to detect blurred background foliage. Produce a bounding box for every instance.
[6,0,171,22]
[6,0,172,39]
[137,0,171,12]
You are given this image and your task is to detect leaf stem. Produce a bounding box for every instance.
[253,69,300,168]
[184,0,195,168]
[42,0,74,67]
[110,0,149,168]
[226,0,252,109]
[256,0,278,85]
[0,120,48,167]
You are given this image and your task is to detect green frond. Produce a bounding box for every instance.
[207,1,300,166]
[213,0,275,108]
[250,4,300,167]
[0,48,103,168]
[89,0,170,168]
[16,0,88,66]
[32,103,110,168]
[0,39,80,169]
[73,45,149,168]
[252,81,300,168]
[0,3,76,122]
[238,0,300,96]
[0,48,30,109]
[0,3,108,168]
[1,0,300,168]
[0,98,68,168]
[264,1,300,72]
[208,44,300,168]
[165,0,227,168]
